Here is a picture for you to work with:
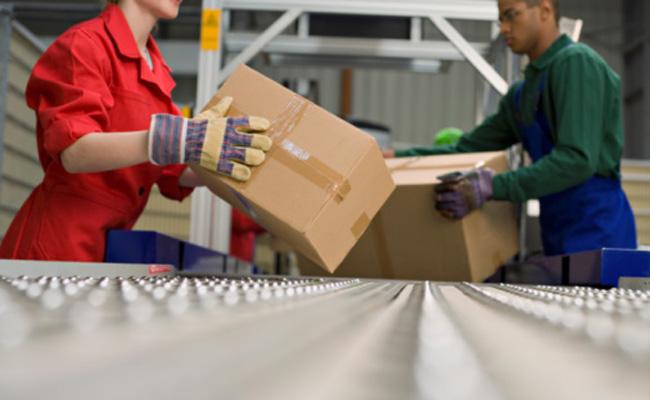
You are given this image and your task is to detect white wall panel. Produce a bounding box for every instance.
[352,63,481,147]
[0,28,42,239]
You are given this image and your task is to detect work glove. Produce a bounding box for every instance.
[433,127,463,146]
[434,167,494,219]
[148,97,272,181]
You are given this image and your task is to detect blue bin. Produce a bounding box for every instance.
[182,242,227,274]
[105,230,182,268]
[569,248,650,287]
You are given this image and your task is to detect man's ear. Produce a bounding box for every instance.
[539,0,555,23]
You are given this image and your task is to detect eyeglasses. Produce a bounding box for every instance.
[498,5,534,26]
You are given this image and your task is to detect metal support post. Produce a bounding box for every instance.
[217,8,302,85]
[296,14,314,101]
[297,13,309,38]
[410,17,422,42]
[429,14,508,95]
[191,0,232,252]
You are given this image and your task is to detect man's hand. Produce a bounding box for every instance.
[148,97,272,181]
[434,168,494,219]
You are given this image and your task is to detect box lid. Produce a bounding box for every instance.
[387,151,507,186]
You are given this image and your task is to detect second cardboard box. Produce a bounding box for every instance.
[299,151,520,281]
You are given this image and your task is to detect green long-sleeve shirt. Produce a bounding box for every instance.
[396,34,624,202]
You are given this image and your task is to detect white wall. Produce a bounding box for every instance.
[0,26,43,240]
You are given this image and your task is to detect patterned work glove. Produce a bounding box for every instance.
[434,168,494,219]
[148,97,272,181]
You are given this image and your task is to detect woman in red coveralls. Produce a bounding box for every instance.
[0,0,272,261]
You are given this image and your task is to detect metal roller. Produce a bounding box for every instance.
[0,269,648,400]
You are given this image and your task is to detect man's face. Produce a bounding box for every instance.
[498,0,541,54]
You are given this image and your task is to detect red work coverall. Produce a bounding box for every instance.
[0,5,192,261]
[230,209,265,263]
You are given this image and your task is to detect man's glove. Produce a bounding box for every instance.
[148,97,272,181]
[434,168,494,219]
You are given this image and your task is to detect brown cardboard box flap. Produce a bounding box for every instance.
[387,152,507,186]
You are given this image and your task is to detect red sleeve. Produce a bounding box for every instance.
[231,208,265,234]
[157,165,194,201]
[26,29,112,162]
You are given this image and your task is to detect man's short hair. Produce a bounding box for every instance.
[524,0,560,22]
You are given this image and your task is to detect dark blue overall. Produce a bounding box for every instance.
[513,65,637,256]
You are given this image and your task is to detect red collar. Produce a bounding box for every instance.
[102,4,141,60]
[101,4,175,97]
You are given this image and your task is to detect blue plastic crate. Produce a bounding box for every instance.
[502,248,650,287]
[105,230,182,268]
[182,242,227,274]
[545,248,650,287]
[107,230,263,276]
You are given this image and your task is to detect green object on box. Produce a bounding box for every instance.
[434,127,464,146]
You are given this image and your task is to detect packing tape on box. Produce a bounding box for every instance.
[350,212,370,240]
[223,96,352,203]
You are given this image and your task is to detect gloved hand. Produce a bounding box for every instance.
[148,97,272,181]
[434,168,494,219]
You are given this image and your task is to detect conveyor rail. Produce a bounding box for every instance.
[0,272,648,399]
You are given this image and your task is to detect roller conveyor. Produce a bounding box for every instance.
[0,269,648,400]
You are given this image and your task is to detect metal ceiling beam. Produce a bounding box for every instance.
[226,34,490,61]
[37,33,496,80]
[430,14,508,95]
[221,0,498,21]
[266,54,444,73]
[143,36,490,75]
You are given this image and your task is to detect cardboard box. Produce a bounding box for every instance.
[192,66,395,272]
[299,151,520,281]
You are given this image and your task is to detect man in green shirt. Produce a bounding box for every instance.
[386,0,637,256]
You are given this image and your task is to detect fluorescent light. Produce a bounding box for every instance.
[266,53,443,73]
